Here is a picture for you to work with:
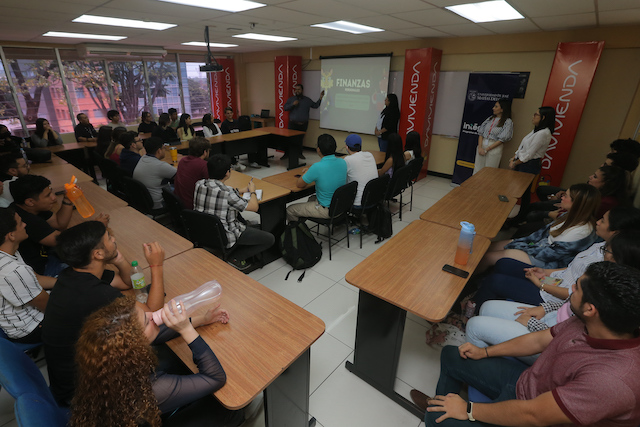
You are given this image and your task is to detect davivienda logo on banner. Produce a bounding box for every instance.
[452,73,521,185]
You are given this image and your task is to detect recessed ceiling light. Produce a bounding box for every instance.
[43,31,127,41]
[233,33,297,42]
[446,0,523,23]
[182,42,238,48]
[311,21,384,34]
[73,15,176,31]
[157,0,265,13]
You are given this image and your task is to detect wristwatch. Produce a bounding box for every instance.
[467,401,476,422]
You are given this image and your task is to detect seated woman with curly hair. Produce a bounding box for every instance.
[70,297,244,427]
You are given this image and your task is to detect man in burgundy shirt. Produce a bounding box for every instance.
[173,137,210,209]
[412,261,640,427]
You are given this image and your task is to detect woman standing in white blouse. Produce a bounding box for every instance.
[509,106,556,220]
[473,99,513,174]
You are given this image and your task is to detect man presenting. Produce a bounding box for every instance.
[411,261,640,427]
[283,84,324,167]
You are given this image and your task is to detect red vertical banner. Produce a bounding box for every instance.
[540,41,604,187]
[398,48,442,174]
[209,58,238,120]
[274,56,302,129]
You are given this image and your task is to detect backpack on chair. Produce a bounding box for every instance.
[367,203,393,243]
[279,221,322,282]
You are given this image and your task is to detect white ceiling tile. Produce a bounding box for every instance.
[349,15,423,31]
[101,0,231,20]
[597,0,640,12]
[339,0,436,15]
[599,9,640,26]
[478,18,541,34]
[392,8,470,26]
[423,0,471,7]
[532,13,597,31]
[508,0,595,18]
[240,6,324,25]
[431,23,496,37]
[276,0,378,19]
[394,26,452,38]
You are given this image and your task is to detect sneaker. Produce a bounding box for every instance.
[248,161,262,169]
[233,163,247,171]
[299,153,306,159]
[227,258,252,271]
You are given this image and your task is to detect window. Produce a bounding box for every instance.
[0,65,22,136]
[109,61,147,124]
[182,62,211,119]
[146,59,179,117]
[62,59,113,127]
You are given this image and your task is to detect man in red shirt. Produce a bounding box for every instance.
[173,137,210,209]
[412,261,640,427]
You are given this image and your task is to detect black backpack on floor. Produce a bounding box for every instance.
[367,203,393,243]
[279,221,322,282]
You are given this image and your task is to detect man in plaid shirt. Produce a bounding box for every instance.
[193,154,274,271]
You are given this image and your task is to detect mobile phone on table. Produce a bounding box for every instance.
[294,174,301,178]
[498,195,509,202]
[442,264,469,278]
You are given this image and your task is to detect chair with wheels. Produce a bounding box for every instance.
[406,157,424,211]
[384,165,413,221]
[121,176,168,220]
[350,174,390,248]
[0,338,68,427]
[161,188,187,236]
[300,181,357,260]
[181,209,239,262]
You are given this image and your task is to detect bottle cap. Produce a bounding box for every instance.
[460,221,475,233]
[132,260,138,267]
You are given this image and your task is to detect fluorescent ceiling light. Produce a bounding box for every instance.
[446,0,523,23]
[182,42,238,48]
[311,21,384,34]
[43,31,127,41]
[233,33,297,42]
[157,0,265,13]
[73,15,176,30]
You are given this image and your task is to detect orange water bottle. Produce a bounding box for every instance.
[454,221,475,265]
[64,176,95,218]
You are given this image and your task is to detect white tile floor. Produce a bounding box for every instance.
[0,148,458,427]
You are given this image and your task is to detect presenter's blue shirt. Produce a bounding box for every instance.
[302,155,347,207]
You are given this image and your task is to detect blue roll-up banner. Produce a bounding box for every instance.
[452,73,522,185]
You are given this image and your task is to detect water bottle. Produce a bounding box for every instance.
[454,221,476,266]
[130,261,148,303]
[152,280,222,325]
[64,176,95,218]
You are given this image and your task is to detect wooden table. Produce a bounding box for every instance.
[225,170,290,204]
[419,186,517,238]
[460,167,534,197]
[150,249,324,426]
[75,206,192,268]
[76,182,127,213]
[344,220,490,417]
[262,166,313,194]
[260,126,307,170]
[251,116,275,129]
[42,142,96,153]
[31,154,68,166]
[31,163,94,190]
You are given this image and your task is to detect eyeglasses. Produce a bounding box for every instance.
[600,245,612,256]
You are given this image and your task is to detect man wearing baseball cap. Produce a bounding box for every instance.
[344,134,378,208]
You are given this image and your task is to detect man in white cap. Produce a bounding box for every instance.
[344,134,378,208]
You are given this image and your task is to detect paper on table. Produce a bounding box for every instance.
[242,189,262,201]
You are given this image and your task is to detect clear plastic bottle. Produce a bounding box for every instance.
[454,221,476,266]
[130,261,148,303]
[64,176,95,218]
[152,280,222,325]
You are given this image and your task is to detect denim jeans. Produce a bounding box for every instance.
[377,137,388,152]
[425,346,528,427]
[474,259,543,310]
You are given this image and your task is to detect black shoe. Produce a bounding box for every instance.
[299,153,306,159]
[227,258,252,271]
[410,389,430,412]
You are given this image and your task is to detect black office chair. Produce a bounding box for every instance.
[181,209,239,262]
[161,188,187,236]
[350,174,390,248]
[300,181,357,260]
[97,158,127,200]
[406,157,424,211]
[121,176,168,220]
[238,115,252,131]
[385,165,413,221]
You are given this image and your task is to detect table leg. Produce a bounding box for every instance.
[257,198,286,265]
[345,290,424,418]
[264,348,316,427]
[288,134,306,170]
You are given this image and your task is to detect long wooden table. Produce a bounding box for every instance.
[460,167,534,197]
[345,220,490,417]
[149,249,325,426]
[30,163,94,190]
[419,186,517,238]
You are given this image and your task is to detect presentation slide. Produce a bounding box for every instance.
[319,56,391,135]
